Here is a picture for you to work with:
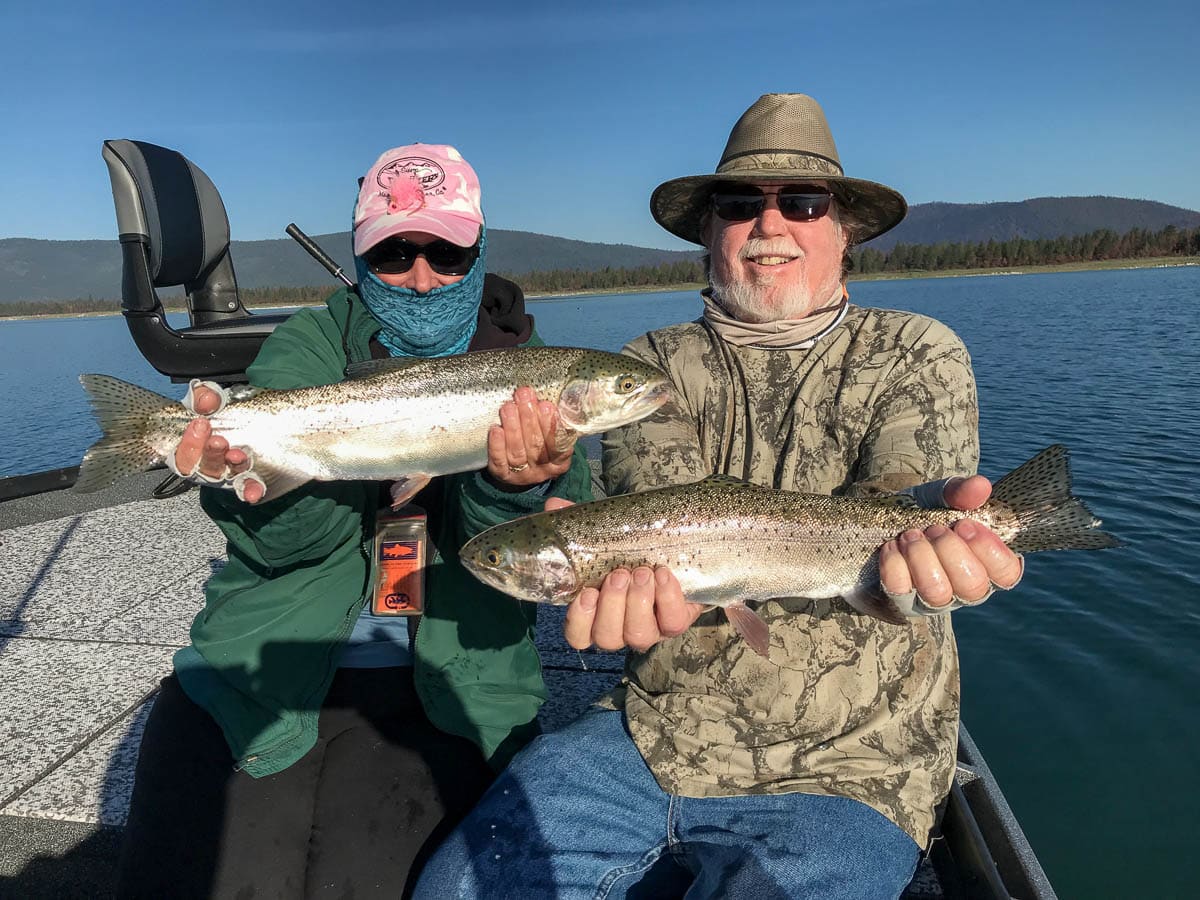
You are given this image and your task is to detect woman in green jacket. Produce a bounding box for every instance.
[116,143,592,898]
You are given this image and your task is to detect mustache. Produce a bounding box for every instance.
[738,238,804,261]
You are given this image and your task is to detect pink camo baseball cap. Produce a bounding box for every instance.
[353,143,484,255]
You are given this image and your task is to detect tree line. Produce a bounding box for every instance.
[495,260,706,294]
[0,285,333,318]
[3,224,1197,318]
[850,224,1200,274]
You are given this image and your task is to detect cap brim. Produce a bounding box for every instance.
[354,212,482,256]
[650,172,907,245]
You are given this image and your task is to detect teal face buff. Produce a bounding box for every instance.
[354,228,488,358]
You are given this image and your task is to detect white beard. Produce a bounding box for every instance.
[709,238,842,323]
[710,267,843,324]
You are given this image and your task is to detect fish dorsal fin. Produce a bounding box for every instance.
[875,493,921,510]
[700,474,752,487]
[344,357,427,380]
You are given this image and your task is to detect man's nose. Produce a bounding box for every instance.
[751,196,788,237]
[409,256,439,293]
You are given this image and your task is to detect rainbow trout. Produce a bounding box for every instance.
[461,445,1118,657]
[74,346,670,502]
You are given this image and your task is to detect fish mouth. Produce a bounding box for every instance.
[624,379,672,424]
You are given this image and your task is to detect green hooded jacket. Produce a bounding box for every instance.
[174,282,592,777]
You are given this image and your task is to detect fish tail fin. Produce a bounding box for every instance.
[725,600,772,658]
[74,374,179,493]
[991,445,1120,552]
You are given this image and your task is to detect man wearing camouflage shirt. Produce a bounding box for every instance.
[417,94,1024,899]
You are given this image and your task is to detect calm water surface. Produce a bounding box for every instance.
[3,267,1198,896]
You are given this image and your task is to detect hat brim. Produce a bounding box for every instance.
[354,211,482,256]
[650,172,907,246]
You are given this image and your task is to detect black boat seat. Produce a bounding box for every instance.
[101,139,292,382]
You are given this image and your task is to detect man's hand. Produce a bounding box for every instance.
[486,387,576,489]
[878,475,1024,608]
[544,497,706,652]
[173,385,264,504]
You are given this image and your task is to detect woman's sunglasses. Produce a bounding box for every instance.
[364,237,480,276]
[710,185,833,223]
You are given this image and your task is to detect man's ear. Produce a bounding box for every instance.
[698,210,716,249]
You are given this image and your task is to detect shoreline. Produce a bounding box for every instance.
[3,257,1196,321]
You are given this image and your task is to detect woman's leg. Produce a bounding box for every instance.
[305,666,497,898]
[116,674,325,899]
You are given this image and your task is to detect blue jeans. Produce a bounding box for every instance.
[416,707,920,899]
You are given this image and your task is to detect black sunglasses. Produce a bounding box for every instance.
[710,185,833,223]
[364,237,480,276]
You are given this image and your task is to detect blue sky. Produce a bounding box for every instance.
[3,0,1197,250]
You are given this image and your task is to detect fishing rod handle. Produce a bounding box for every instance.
[286,223,355,288]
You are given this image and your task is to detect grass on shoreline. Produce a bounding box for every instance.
[4,256,1195,321]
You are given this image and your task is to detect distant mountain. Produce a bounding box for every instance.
[867,196,1200,251]
[0,229,700,304]
[3,196,1198,303]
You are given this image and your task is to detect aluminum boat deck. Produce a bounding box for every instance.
[0,470,1051,898]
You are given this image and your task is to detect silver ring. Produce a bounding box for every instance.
[508,462,529,473]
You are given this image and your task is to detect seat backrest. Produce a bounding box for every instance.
[102,139,290,381]
[103,139,247,324]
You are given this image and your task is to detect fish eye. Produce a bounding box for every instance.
[483,548,503,567]
[616,374,639,394]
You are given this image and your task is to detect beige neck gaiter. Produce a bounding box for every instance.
[702,285,849,350]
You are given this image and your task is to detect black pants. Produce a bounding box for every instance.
[116,667,495,899]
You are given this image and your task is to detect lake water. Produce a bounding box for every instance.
[3,266,1199,896]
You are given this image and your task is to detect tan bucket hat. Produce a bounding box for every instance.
[650,93,907,245]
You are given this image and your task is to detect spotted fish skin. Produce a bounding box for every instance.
[74,346,671,499]
[461,445,1118,643]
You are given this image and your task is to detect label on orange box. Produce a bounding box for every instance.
[372,506,426,616]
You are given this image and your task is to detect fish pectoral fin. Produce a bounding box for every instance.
[841,585,911,626]
[725,601,772,659]
[389,474,432,509]
[552,424,580,455]
[250,460,312,501]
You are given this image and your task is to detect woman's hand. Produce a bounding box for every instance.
[486,386,576,489]
[173,385,264,504]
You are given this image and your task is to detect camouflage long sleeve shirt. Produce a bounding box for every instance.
[600,304,980,847]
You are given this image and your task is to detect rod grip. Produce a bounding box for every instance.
[286,223,354,287]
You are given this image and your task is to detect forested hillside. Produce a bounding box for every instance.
[3,197,1198,308]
